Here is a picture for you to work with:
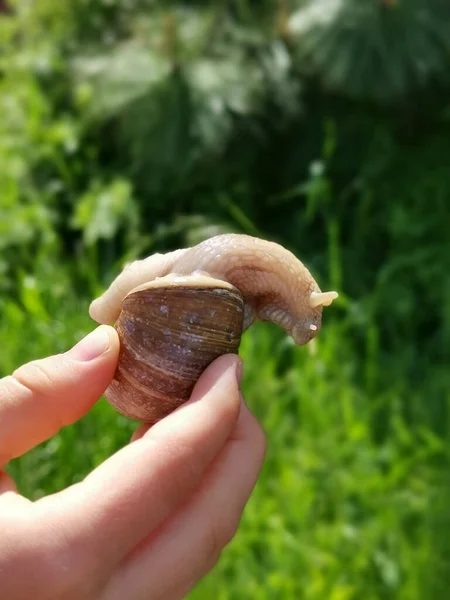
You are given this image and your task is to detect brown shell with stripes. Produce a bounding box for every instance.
[105,274,244,423]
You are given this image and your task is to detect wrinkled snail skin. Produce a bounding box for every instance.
[89,234,338,423]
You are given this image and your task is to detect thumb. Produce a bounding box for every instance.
[0,325,119,466]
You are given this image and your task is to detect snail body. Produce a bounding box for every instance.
[90,234,338,423]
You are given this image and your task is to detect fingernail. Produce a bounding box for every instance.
[66,326,111,361]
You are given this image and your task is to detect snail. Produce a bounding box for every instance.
[89,234,338,423]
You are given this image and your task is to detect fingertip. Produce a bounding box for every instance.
[103,325,120,358]
[88,298,102,323]
[182,354,243,428]
[142,354,243,447]
[65,325,119,363]
[189,354,243,402]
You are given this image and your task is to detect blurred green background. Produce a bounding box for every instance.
[2,1,450,598]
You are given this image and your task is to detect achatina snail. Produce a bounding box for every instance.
[89,234,338,423]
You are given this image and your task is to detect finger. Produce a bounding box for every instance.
[102,397,266,600]
[89,248,190,325]
[0,326,119,466]
[130,423,149,443]
[0,469,17,494]
[39,354,243,578]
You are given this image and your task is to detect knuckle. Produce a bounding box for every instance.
[12,359,56,396]
[215,513,242,548]
[163,439,205,496]
[0,376,18,407]
[202,509,241,561]
[245,409,267,462]
[253,420,267,460]
[147,436,205,500]
[181,550,222,599]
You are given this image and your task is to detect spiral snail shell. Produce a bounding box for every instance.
[90,234,338,423]
[106,274,244,422]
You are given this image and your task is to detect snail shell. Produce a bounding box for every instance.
[105,274,244,423]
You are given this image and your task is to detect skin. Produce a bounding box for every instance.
[0,326,265,599]
[90,233,337,345]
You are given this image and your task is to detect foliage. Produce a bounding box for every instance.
[289,0,450,102]
[2,1,450,598]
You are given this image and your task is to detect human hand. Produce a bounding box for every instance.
[0,325,266,599]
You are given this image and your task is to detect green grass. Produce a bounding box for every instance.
[2,283,448,600]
